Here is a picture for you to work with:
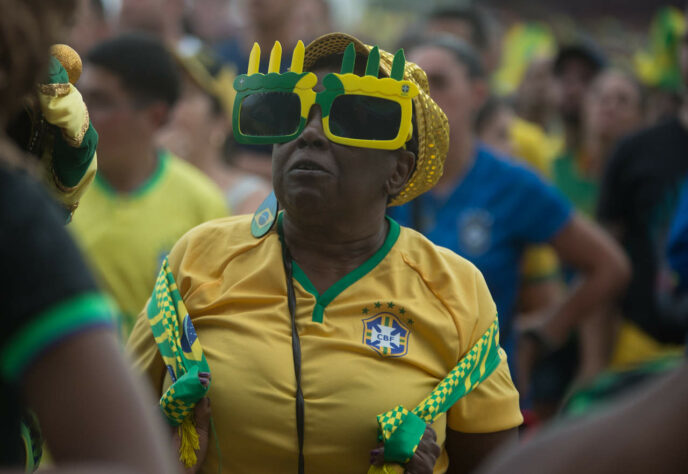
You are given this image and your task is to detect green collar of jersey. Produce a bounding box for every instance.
[95,149,169,199]
[277,212,400,323]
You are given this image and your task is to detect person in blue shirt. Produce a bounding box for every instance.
[661,175,688,334]
[668,176,688,295]
[390,36,630,392]
[392,144,572,353]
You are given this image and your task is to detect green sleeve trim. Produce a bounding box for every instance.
[52,122,98,187]
[278,213,400,323]
[0,293,115,382]
[132,149,169,197]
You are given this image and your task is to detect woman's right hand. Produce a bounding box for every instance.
[405,425,441,474]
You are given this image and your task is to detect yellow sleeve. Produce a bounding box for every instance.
[38,82,98,216]
[447,268,523,433]
[126,296,166,395]
[39,83,88,143]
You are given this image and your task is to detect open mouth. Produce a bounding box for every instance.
[290,160,328,173]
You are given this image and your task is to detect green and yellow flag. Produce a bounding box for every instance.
[634,6,686,92]
[147,257,210,467]
[493,22,555,96]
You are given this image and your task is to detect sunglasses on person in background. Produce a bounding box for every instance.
[232,41,418,150]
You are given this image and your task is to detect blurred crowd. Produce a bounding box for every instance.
[2,0,688,472]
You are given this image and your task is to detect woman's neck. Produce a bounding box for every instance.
[98,147,158,194]
[580,134,614,178]
[281,210,389,294]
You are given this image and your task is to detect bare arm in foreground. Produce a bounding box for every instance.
[477,363,688,474]
[16,328,180,474]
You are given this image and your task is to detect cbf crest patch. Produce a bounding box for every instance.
[361,302,411,357]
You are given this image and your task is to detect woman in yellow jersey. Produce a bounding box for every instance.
[128,33,522,474]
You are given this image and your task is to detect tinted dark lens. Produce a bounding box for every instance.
[239,92,301,136]
[329,95,401,140]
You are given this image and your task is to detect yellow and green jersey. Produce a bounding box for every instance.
[127,214,522,474]
[71,150,227,334]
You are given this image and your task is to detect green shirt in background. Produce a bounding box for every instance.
[552,150,600,217]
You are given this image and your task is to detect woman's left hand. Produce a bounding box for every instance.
[406,425,441,474]
[172,397,211,474]
[370,424,441,474]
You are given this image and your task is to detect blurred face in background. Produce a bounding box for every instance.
[118,0,184,36]
[68,0,111,55]
[409,45,486,144]
[426,15,501,75]
[158,77,227,165]
[243,0,296,29]
[477,103,515,156]
[80,65,160,163]
[188,0,233,42]
[584,70,642,143]
[288,0,332,43]
[518,57,559,118]
[556,57,599,124]
[428,18,475,45]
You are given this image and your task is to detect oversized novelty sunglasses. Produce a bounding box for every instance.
[232,40,419,150]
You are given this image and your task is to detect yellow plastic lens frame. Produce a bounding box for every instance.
[320,73,418,150]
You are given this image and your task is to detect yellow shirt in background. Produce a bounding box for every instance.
[510,117,554,176]
[71,150,227,333]
[127,214,522,474]
[510,117,564,174]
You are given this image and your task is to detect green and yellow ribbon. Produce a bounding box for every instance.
[369,318,503,473]
[147,257,210,468]
[634,6,685,92]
